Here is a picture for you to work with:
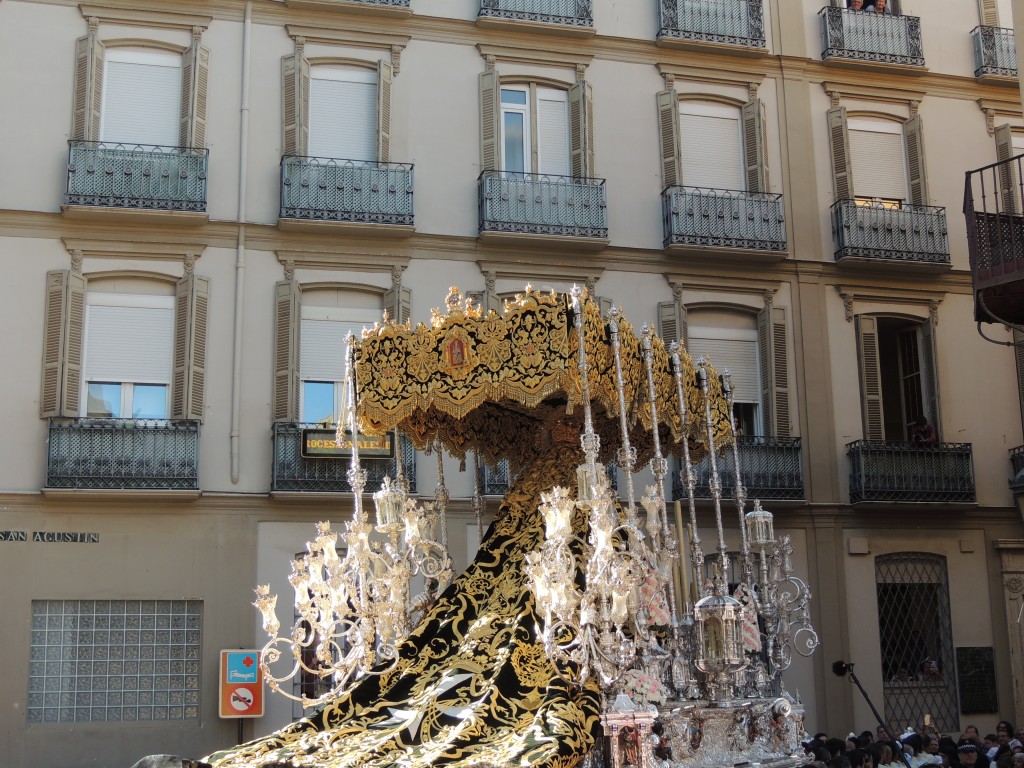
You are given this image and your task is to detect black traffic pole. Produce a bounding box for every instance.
[832,660,912,768]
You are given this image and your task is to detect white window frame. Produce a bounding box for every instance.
[81,293,175,419]
[500,86,531,175]
[100,48,183,146]
[499,85,570,177]
[678,101,745,191]
[308,65,378,162]
[848,117,908,205]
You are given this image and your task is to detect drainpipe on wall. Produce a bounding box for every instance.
[230,0,252,484]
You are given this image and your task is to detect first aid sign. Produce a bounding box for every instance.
[219,650,264,718]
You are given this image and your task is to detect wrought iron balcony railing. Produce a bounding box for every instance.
[972,26,1018,78]
[658,0,766,48]
[479,0,592,28]
[336,0,410,6]
[663,186,787,252]
[280,156,414,226]
[965,154,1024,324]
[272,422,416,494]
[479,171,608,240]
[832,200,949,265]
[479,460,617,497]
[820,7,924,67]
[65,141,208,212]
[45,418,200,491]
[1011,446,1024,495]
[847,441,975,504]
[671,436,804,502]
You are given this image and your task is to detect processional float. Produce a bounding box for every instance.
[201,286,819,768]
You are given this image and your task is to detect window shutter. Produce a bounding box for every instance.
[282,53,310,156]
[920,317,940,440]
[40,271,85,417]
[995,123,1018,214]
[171,275,209,421]
[1015,330,1024,435]
[71,35,104,141]
[179,45,210,149]
[657,89,682,189]
[856,315,885,441]
[569,80,594,179]
[741,98,767,193]
[981,0,1000,26]
[849,125,907,201]
[757,306,773,435]
[377,60,392,163]
[598,295,613,318]
[384,284,412,325]
[828,106,854,200]
[479,70,500,172]
[657,300,687,350]
[273,280,302,422]
[765,307,791,437]
[904,114,928,207]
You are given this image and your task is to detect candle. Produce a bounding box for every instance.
[674,501,691,615]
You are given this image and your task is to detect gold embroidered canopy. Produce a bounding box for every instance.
[354,287,731,469]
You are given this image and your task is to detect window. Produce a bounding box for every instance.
[828,107,928,206]
[83,293,174,419]
[282,52,392,161]
[479,72,595,178]
[658,302,791,437]
[657,91,768,193]
[71,34,208,148]
[28,599,202,723]
[855,315,939,441]
[40,272,209,422]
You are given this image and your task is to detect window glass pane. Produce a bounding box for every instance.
[503,112,526,174]
[87,383,122,418]
[501,89,527,105]
[303,381,336,424]
[131,385,168,419]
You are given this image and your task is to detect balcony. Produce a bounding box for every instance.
[847,441,975,505]
[820,7,925,69]
[477,0,594,35]
[64,141,208,221]
[283,0,412,16]
[1011,446,1024,496]
[657,0,766,51]
[663,186,787,255]
[272,422,416,495]
[965,154,1024,324]
[478,171,609,250]
[45,419,199,493]
[832,200,949,268]
[279,156,414,236]
[671,436,804,502]
[972,26,1018,79]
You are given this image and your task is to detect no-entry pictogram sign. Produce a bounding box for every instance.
[219,650,264,718]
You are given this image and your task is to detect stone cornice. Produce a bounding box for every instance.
[79,3,212,29]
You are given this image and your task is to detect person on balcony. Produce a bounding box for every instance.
[847,0,866,10]
[868,0,891,13]
[911,416,937,444]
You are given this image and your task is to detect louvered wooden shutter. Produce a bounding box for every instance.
[172,275,210,421]
[741,98,766,193]
[377,60,392,163]
[657,89,682,189]
[756,306,790,437]
[40,271,85,417]
[920,317,940,440]
[479,70,500,172]
[1014,330,1024,435]
[71,35,104,141]
[384,284,412,325]
[273,280,301,422]
[179,45,210,149]
[981,0,999,26]
[568,80,594,179]
[657,300,687,350]
[598,295,612,318]
[282,53,310,156]
[856,315,885,441]
[995,123,1017,213]
[904,114,928,207]
[828,106,854,200]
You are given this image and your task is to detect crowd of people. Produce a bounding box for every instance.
[846,0,893,12]
[800,722,1024,768]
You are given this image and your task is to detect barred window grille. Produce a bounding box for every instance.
[28,600,202,724]
[876,553,959,733]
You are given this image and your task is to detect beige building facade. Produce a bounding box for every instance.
[2,0,1024,764]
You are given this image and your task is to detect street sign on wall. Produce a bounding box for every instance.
[219,649,264,718]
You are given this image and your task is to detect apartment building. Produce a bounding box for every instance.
[1,0,1023,764]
